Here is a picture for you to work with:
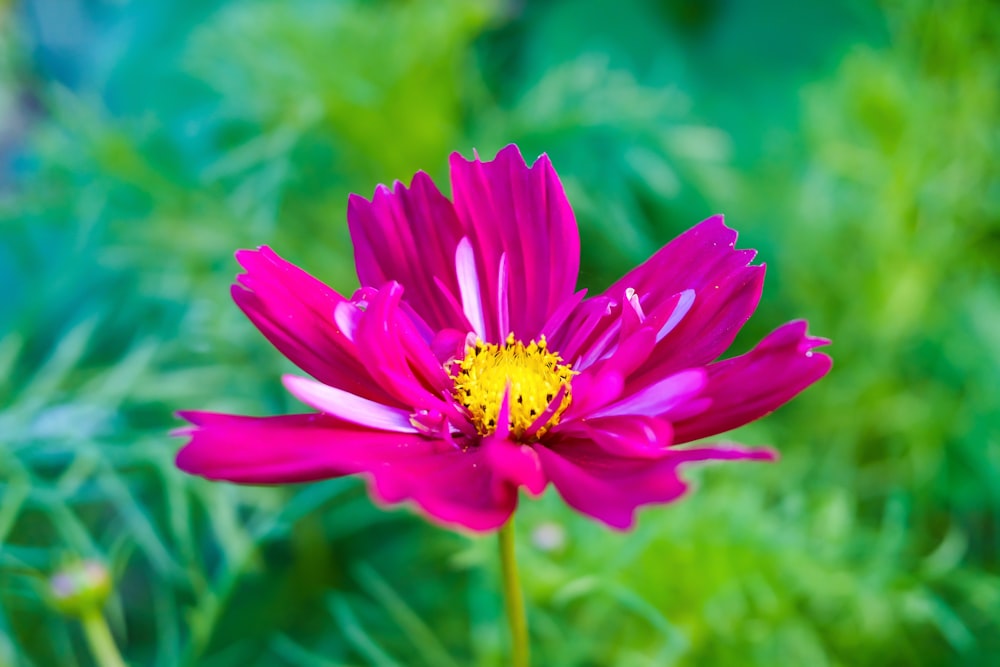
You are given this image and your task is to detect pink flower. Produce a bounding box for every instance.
[175,145,831,532]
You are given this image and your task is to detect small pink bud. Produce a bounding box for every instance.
[48,560,112,617]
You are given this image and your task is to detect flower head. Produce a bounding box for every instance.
[175,145,831,531]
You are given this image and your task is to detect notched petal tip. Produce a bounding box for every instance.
[671,319,832,443]
[234,245,280,269]
[767,320,834,357]
[687,214,765,269]
[792,320,834,351]
[171,411,206,437]
[346,191,370,210]
[450,143,552,171]
[348,179,421,212]
[174,410,204,426]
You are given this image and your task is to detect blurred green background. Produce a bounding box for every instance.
[1,0,997,665]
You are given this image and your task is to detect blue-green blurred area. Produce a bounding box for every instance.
[1,0,997,664]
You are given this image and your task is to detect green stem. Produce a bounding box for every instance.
[498,519,529,667]
[80,608,127,667]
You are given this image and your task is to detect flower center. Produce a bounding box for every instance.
[451,333,575,440]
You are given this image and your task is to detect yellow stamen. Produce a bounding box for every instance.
[451,333,575,440]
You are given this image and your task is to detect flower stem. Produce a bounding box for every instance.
[498,519,529,667]
[80,608,127,667]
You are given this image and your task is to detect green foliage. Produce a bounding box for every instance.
[0,0,997,665]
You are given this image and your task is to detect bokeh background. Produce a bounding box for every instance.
[1,0,998,665]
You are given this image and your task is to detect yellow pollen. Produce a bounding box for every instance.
[451,333,575,440]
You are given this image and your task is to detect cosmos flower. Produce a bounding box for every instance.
[175,145,831,531]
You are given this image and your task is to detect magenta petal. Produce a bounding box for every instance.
[524,384,568,439]
[555,415,675,459]
[430,328,470,364]
[536,441,689,530]
[232,247,392,404]
[493,385,513,440]
[597,215,766,381]
[539,288,587,340]
[482,434,547,496]
[590,326,658,389]
[562,366,625,419]
[537,436,776,530]
[672,320,832,443]
[591,368,706,418]
[353,282,452,413]
[454,237,487,337]
[554,295,615,364]
[450,145,580,341]
[496,252,511,339]
[282,375,418,433]
[176,411,516,531]
[669,442,778,464]
[368,445,519,532]
[621,288,646,339]
[175,411,442,484]
[348,173,469,332]
[655,289,696,342]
